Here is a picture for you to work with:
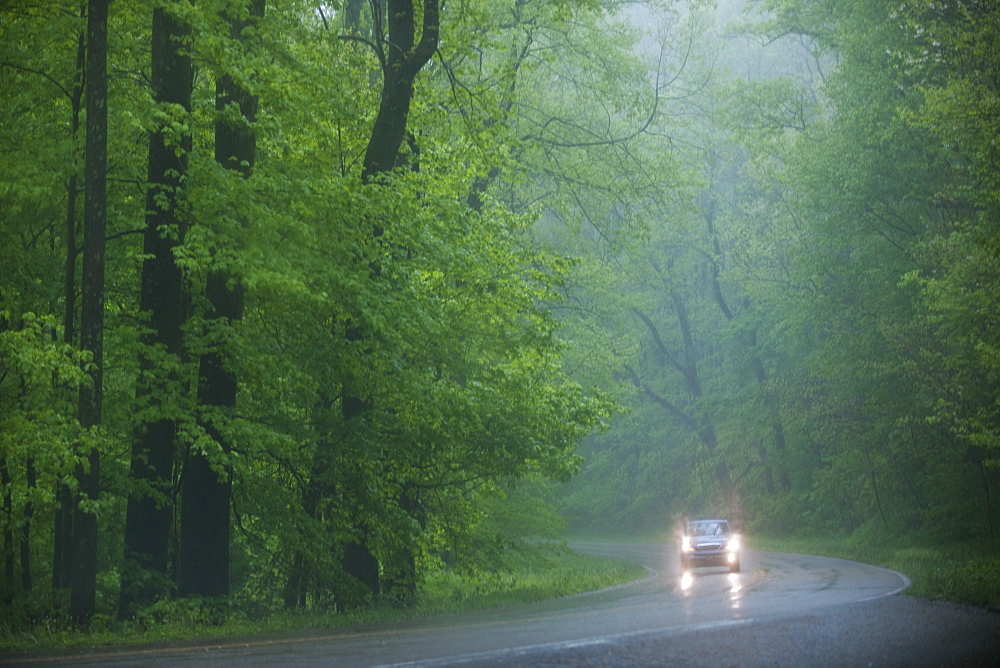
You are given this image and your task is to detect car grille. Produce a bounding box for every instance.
[695,543,724,551]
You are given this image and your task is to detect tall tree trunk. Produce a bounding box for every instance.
[336,0,440,598]
[2,458,12,603]
[70,0,108,625]
[361,0,439,182]
[282,552,308,609]
[119,4,193,618]
[177,0,264,599]
[344,0,365,35]
[52,483,73,592]
[283,436,332,608]
[338,389,380,597]
[20,459,34,591]
[177,450,231,598]
[53,19,87,595]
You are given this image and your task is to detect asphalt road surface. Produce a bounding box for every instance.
[7,542,999,666]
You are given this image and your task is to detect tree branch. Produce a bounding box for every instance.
[624,365,697,431]
[632,308,686,377]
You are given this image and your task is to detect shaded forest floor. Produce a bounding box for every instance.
[0,549,644,653]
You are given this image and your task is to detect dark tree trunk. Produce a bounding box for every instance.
[664,288,732,500]
[750,343,792,493]
[337,385,379,598]
[629,294,733,504]
[2,458,12,602]
[361,0,439,182]
[383,485,421,597]
[52,484,73,591]
[177,265,243,597]
[177,0,263,599]
[755,442,777,496]
[20,459,34,591]
[343,540,380,595]
[70,0,108,625]
[53,19,86,596]
[344,0,365,35]
[283,448,330,608]
[283,552,308,609]
[177,451,231,598]
[119,4,193,618]
[335,0,439,598]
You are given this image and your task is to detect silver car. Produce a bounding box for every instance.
[680,519,740,573]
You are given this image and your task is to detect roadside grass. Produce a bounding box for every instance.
[416,549,644,614]
[0,549,645,654]
[751,535,1000,608]
[566,530,1000,609]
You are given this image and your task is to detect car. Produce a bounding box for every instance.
[680,519,740,573]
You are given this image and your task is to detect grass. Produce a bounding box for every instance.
[567,529,1000,609]
[750,534,1000,608]
[0,548,646,654]
[417,550,645,613]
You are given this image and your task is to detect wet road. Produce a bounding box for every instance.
[9,542,999,666]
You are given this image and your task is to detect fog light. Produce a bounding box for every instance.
[727,552,736,563]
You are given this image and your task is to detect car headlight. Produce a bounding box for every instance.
[682,536,692,552]
[726,536,740,551]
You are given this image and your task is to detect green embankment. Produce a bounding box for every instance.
[751,536,1000,609]
[0,550,644,653]
[568,531,1000,609]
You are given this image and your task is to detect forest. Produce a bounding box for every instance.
[1,0,997,630]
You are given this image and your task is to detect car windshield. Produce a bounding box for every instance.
[688,521,729,537]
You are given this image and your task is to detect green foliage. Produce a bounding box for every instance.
[1,0,628,632]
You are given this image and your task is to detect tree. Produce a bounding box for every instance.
[728,0,1000,537]
[0,1,102,615]
[178,0,266,600]
[119,0,194,616]
[55,10,87,596]
[0,0,636,627]
[70,0,108,624]
[361,0,439,181]
[339,0,440,598]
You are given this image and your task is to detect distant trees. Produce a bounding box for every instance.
[557,0,1000,542]
[730,0,1000,537]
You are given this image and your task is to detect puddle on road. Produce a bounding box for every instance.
[728,572,743,611]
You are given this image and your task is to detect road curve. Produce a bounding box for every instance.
[7,543,999,666]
